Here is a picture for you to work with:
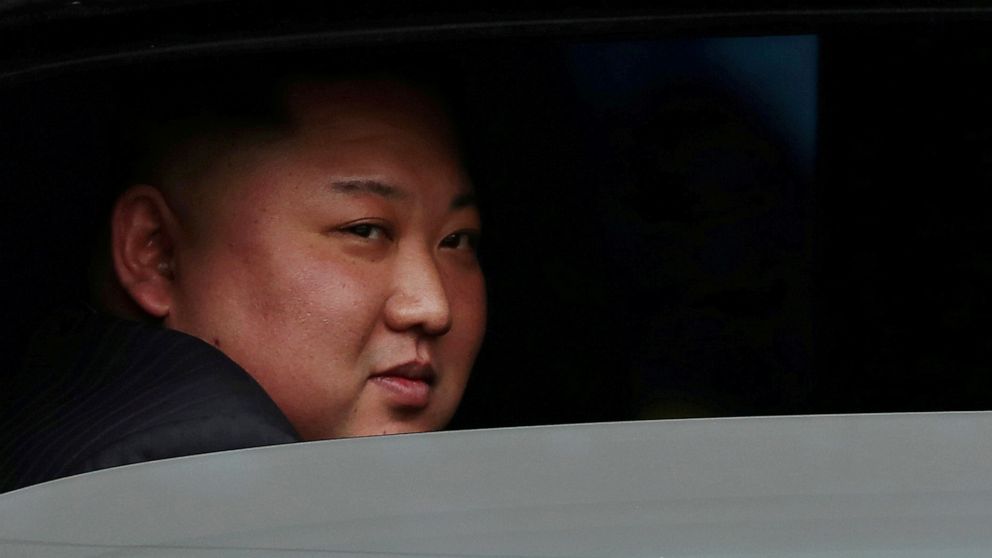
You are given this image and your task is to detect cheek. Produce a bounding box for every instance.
[254,250,390,356]
[181,228,390,365]
[444,270,488,361]
[210,244,396,434]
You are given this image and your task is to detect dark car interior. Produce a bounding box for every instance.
[2,2,992,432]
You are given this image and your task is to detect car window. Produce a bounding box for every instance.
[1,9,990,434]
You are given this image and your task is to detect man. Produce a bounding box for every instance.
[1,66,486,491]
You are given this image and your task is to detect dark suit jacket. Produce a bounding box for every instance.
[0,306,300,492]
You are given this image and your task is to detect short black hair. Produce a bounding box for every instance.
[115,50,456,191]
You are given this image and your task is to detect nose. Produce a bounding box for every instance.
[383,246,452,336]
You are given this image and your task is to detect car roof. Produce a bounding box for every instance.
[4,1,992,82]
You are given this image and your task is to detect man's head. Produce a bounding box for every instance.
[107,76,486,439]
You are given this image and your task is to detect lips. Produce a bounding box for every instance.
[369,362,436,409]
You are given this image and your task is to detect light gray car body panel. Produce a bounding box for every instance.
[2,412,991,557]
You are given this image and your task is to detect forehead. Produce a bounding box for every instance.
[192,79,470,213]
[272,80,468,192]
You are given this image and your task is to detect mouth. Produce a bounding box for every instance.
[368,362,436,409]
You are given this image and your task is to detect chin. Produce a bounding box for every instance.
[371,419,441,437]
[353,412,448,437]
[302,406,453,440]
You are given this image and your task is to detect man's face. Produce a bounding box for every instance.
[164,82,486,439]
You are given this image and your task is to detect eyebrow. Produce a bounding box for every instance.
[331,180,407,200]
[450,191,477,210]
[332,179,477,211]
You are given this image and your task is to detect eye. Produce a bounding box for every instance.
[440,230,480,252]
[341,222,390,241]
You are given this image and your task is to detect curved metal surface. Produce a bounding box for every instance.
[4,2,992,85]
[2,412,992,557]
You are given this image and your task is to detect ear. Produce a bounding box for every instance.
[110,185,180,319]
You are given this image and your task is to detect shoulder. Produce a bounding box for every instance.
[1,306,299,492]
